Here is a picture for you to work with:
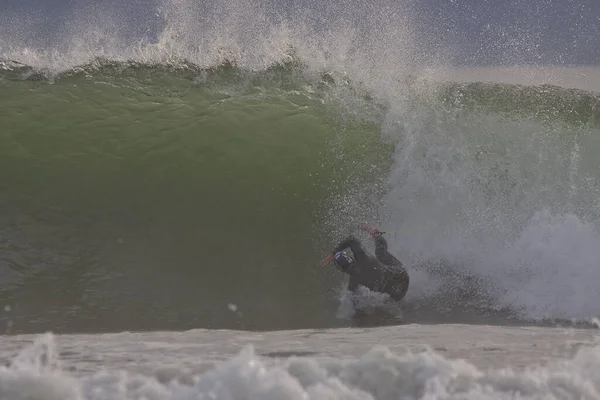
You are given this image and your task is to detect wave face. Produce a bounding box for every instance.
[1,0,600,334]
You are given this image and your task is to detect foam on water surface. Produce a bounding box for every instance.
[1,324,600,400]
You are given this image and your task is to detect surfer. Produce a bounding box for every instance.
[319,223,409,302]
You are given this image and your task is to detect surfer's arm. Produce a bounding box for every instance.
[373,232,403,268]
[360,223,403,268]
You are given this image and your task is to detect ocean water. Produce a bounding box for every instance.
[2,0,600,398]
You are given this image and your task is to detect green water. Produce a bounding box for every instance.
[0,66,393,333]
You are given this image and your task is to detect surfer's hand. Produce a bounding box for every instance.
[319,253,334,267]
[359,223,371,231]
[359,223,378,237]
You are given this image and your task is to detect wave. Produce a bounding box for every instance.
[0,62,599,333]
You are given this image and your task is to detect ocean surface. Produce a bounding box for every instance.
[2,0,600,398]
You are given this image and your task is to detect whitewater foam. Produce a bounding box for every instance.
[1,325,600,400]
[375,92,600,323]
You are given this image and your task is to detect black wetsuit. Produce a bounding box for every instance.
[332,233,409,302]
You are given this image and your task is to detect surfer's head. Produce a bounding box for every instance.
[333,250,355,272]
